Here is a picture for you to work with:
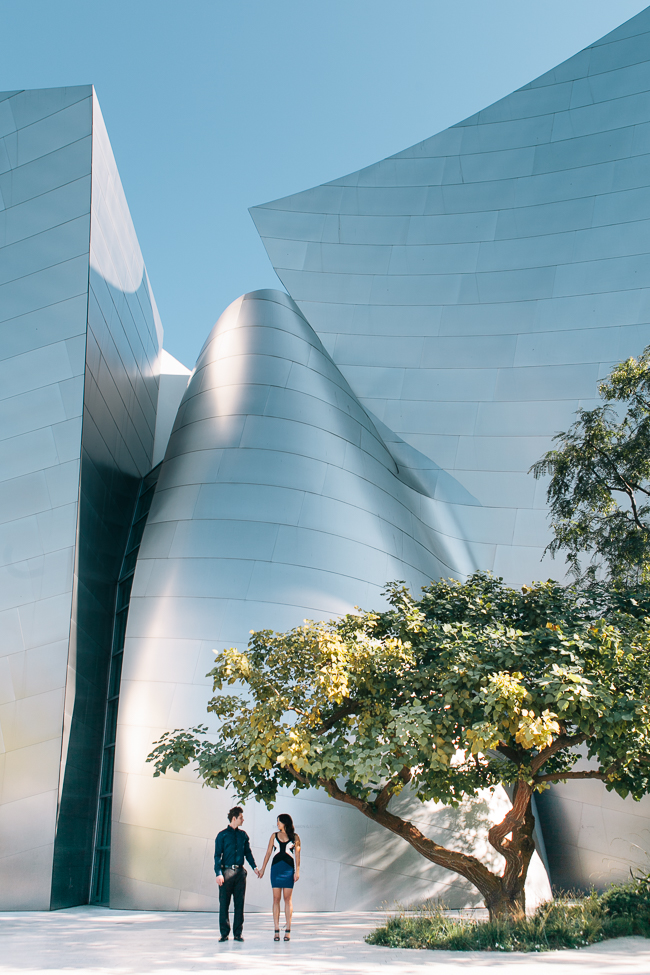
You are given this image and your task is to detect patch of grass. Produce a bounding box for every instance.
[366,881,650,952]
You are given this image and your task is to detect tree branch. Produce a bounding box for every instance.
[496,743,524,764]
[314,700,358,735]
[530,732,590,776]
[592,446,649,529]
[284,764,311,787]
[534,765,619,785]
[624,483,644,531]
[374,766,412,812]
[487,779,533,881]
[318,775,503,902]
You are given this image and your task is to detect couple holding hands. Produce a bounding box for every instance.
[214,806,300,943]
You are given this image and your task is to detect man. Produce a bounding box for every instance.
[214,806,260,942]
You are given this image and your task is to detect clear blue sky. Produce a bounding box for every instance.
[1,1,648,367]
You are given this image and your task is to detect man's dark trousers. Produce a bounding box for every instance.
[219,867,246,939]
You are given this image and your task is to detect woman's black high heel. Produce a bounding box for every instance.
[284,929,291,941]
[274,930,280,941]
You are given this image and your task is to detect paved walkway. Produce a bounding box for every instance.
[1,907,649,974]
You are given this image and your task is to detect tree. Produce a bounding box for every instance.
[531,346,650,583]
[147,572,650,921]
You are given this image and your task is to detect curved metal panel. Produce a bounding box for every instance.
[0,85,93,910]
[251,6,650,587]
[0,86,164,909]
[250,8,650,893]
[111,290,551,910]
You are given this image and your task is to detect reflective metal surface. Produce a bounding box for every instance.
[111,290,550,911]
[251,9,650,588]
[49,93,162,910]
[8,5,650,910]
[0,87,162,909]
[90,464,162,906]
[0,86,93,910]
[249,7,650,892]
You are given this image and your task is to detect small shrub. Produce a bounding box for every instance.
[601,875,650,925]
[366,883,650,952]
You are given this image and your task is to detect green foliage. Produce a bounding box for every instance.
[146,572,650,914]
[148,571,650,807]
[600,871,650,923]
[366,884,650,952]
[531,345,650,584]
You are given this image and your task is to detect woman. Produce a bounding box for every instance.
[259,813,300,941]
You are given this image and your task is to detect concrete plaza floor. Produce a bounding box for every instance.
[1,906,649,975]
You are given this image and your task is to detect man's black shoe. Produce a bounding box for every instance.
[233,936,244,942]
[218,936,229,942]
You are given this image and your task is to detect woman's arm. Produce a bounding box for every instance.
[294,835,301,881]
[258,833,275,877]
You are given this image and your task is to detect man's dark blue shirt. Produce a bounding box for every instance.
[214,825,257,878]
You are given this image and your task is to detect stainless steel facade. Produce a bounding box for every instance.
[0,87,162,909]
[249,7,650,892]
[0,85,92,910]
[251,10,650,587]
[111,289,551,911]
[6,5,650,912]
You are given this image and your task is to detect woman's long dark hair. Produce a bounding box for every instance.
[277,813,295,842]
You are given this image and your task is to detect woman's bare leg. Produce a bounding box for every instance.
[283,889,293,932]
[273,888,282,930]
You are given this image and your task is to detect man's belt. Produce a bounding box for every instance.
[226,864,244,869]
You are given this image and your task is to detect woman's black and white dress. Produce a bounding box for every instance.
[270,833,295,889]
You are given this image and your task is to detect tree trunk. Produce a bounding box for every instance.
[319,774,538,923]
[486,781,537,922]
[484,885,526,924]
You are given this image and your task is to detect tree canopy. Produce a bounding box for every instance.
[531,346,650,583]
[147,572,650,921]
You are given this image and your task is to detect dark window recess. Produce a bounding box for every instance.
[90,464,161,904]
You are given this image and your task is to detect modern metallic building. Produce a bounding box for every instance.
[0,86,188,909]
[4,5,650,911]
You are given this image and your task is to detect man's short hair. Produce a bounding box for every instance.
[228,806,243,822]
